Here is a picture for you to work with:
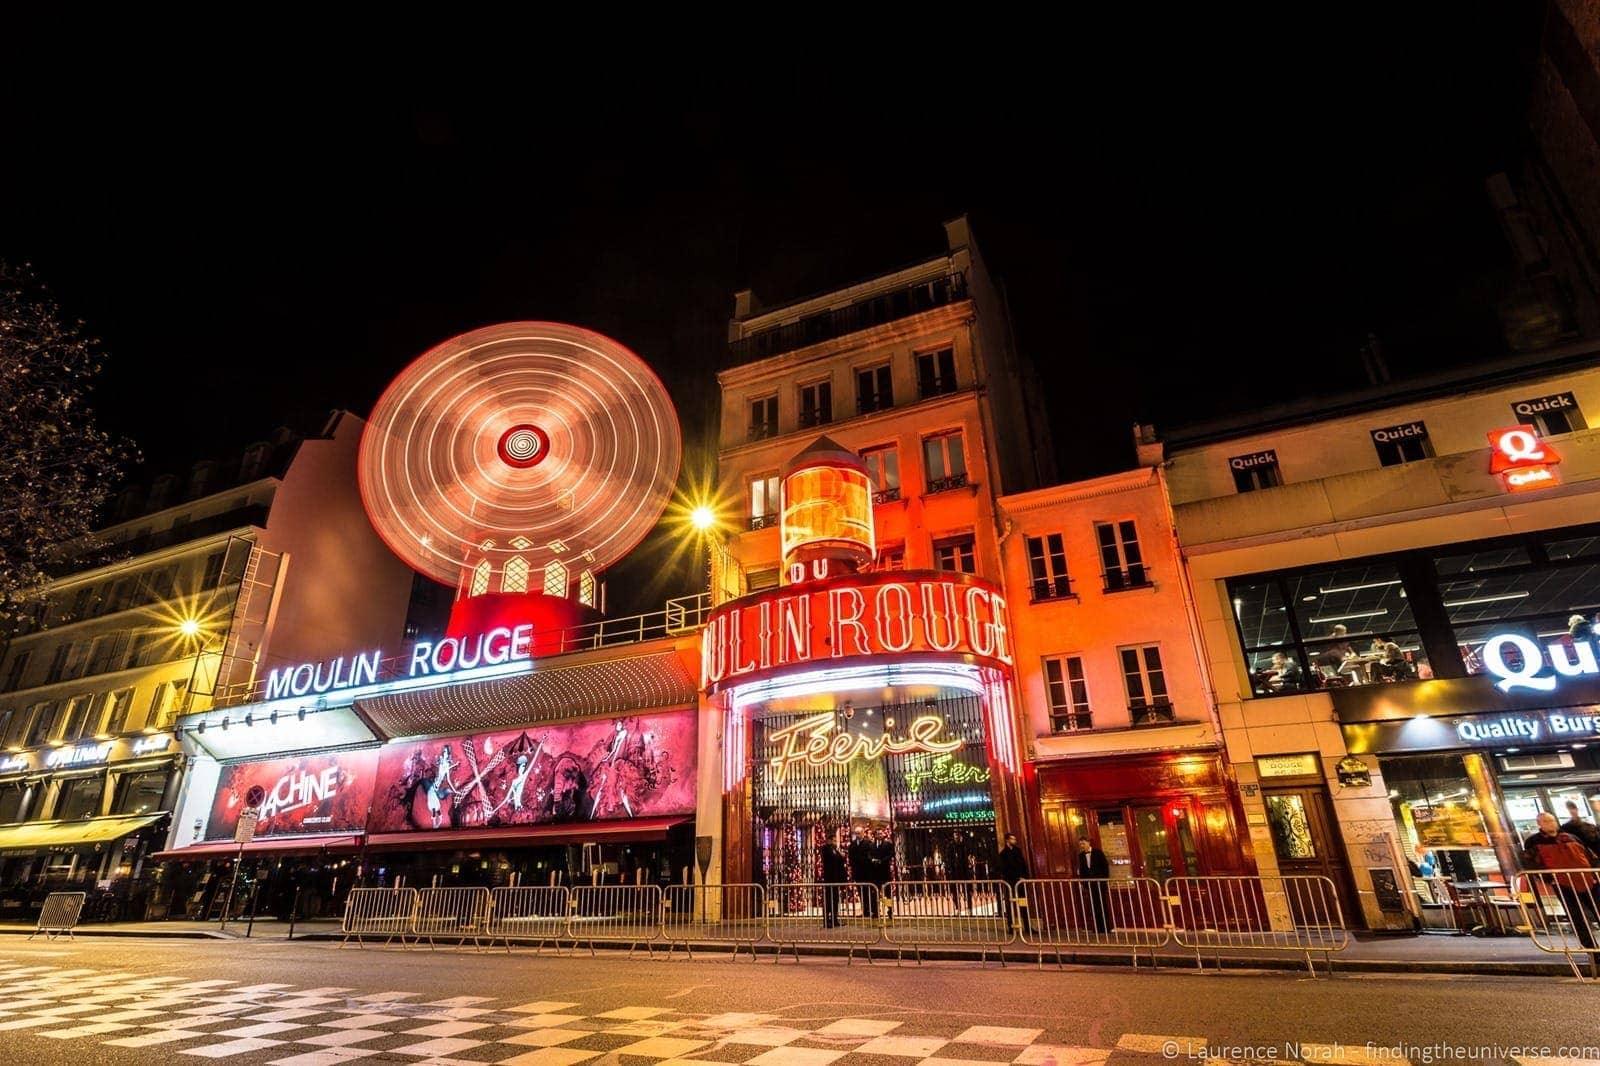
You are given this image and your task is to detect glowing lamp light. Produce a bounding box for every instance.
[690,505,717,532]
[178,618,203,638]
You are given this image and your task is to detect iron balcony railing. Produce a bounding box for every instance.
[748,513,778,531]
[927,472,969,494]
[857,392,894,415]
[211,593,711,709]
[1102,565,1152,592]
[872,487,901,505]
[1130,701,1176,727]
[727,271,968,365]
[1031,576,1075,602]
[917,375,959,400]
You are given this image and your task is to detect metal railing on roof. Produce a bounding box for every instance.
[727,272,968,365]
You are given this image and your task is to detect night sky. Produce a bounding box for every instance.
[1,13,1547,607]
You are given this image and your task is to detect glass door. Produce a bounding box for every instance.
[1132,807,1174,884]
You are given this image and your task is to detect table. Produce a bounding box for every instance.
[1449,880,1516,936]
[1337,656,1379,684]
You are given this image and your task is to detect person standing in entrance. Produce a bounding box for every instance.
[1077,838,1112,933]
[871,833,894,919]
[1561,800,1600,857]
[848,829,877,919]
[1523,812,1600,949]
[820,832,847,929]
[997,832,1031,933]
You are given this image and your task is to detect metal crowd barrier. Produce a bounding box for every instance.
[1017,877,1170,967]
[766,882,880,962]
[1514,869,1600,980]
[415,887,492,950]
[662,883,767,960]
[884,879,1013,965]
[29,892,86,941]
[487,886,571,953]
[568,884,663,956]
[340,887,420,947]
[1166,874,1348,975]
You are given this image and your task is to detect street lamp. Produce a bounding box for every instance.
[176,619,221,716]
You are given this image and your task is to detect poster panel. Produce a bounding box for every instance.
[207,749,378,840]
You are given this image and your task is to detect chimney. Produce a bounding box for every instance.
[1133,423,1164,468]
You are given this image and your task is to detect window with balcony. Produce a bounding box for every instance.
[1044,655,1092,732]
[1121,645,1173,725]
[1096,520,1149,591]
[3,650,30,692]
[857,364,894,414]
[862,446,901,503]
[749,394,778,441]
[748,474,780,530]
[799,380,833,428]
[917,347,957,398]
[1027,533,1073,600]
[934,535,976,574]
[923,431,968,493]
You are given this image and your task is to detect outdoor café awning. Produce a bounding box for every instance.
[363,817,687,851]
[0,813,164,852]
[151,834,364,860]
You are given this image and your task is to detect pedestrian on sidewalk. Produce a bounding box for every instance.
[848,829,877,919]
[997,833,1031,933]
[1560,801,1600,857]
[1523,812,1600,950]
[820,832,847,928]
[1077,838,1111,933]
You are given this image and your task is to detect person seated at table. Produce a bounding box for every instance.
[1570,614,1594,641]
[1314,624,1356,669]
[1269,651,1304,691]
[1370,636,1409,681]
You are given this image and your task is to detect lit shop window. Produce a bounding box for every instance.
[923,432,967,492]
[749,395,778,441]
[1121,645,1172,726]
[1027,533,1072,600]
[860,445,901,504]
[857,363,893,414]
[748,474,779,531]
[1044,655,1091,732]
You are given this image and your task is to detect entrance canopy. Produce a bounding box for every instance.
[152,834,363,860]
[0,813,164,852]
[364,817,686,851]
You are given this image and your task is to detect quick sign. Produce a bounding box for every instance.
[1512,392,1578,420]
[263,623,536,701]
[1488,425,1562,492]
[1482,631,1594,693]
[700,572,1013,693]
[1370,421,1427,445]
[1455,712,1600,745]
[1228,450,1278,472]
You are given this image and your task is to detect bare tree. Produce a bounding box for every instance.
[0,261,137,628]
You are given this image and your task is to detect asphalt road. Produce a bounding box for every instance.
[0,937,1588,1065]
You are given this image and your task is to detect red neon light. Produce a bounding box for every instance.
[1488,425,1561,474]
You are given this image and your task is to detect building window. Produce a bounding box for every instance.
[25,701,58,746]
[87,633,128,676]
[748,474,779,530]
[746,568,780,592]
[502,556,530,594]
[543,559,569,598]
[1121,645,1173,725]
[102,688,134,735]
[469,559,492,598]
[578,570,596,607]
[70,585,96,620]
[1231,452,1282,493]
[0,782,24,823]
[877,545,905,571]
[147,680,187,729]
[1512,392,1585,436]
[923,431,968,492]
[45,644,72,685]
[749,395,778,441]
[917,347,957,398]
[1026,533,1073,600]
[799,379,833,428]
[1370,421,1433,466]
[113,769,167,815]
[862,446,901,504]
[201,551,226,589]
[1097,520,1149,590]
[934,535,976,574]
[60,694,95,742]
[3,650,30,692]
[1044,655,1092,732]
[56,775,103,820]
[857,364,893,414]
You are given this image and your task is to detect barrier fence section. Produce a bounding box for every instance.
[1017,877,1169,967]
[569,885,663,956]
[341,887,420,947]
[487,886,572,953]
[662,884,767,959]
[415,887,492,950]
[884,879,1013,965]
[766,882,880,962]
[29,892,86,941]
[1166,874,1349,975]
[1514,868,1600,980]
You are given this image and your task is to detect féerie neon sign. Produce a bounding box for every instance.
[765,711,962,784]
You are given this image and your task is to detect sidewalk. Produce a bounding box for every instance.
[0,919,1588,976]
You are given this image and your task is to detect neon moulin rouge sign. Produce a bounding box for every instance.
[700,572,1014,694]
[764,710,963,784]
[1488,425,1562,492]
[263,624,538,700]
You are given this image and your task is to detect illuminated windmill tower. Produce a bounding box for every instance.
[779,436,875,584]
[357,322,682,647]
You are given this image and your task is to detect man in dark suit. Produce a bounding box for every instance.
[996,832,1031,932]
[820,833,848,928]
[1077,838,1112,933]
[848,830,877,918]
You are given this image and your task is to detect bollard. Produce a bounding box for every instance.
[245,882,260,938]
[287,886,302,941]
